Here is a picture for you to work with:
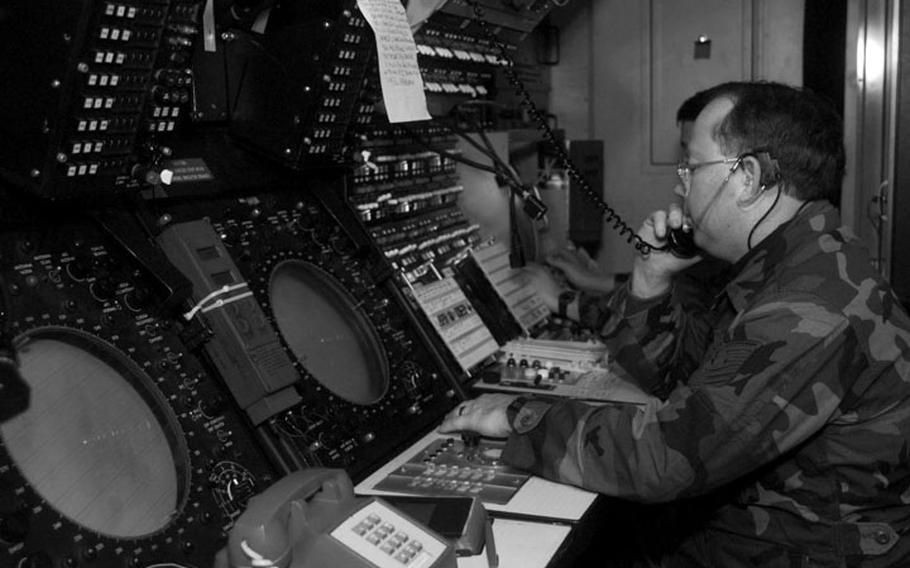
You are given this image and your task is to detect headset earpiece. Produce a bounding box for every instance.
[752,151,781,188]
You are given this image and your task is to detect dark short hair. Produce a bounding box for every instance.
[699,81,845,202]
[676,89,713,123]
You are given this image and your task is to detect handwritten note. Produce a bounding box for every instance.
[357,0,432,123]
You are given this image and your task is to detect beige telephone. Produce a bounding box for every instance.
[226,468,457,568]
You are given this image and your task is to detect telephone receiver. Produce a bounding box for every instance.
[666,226,700,259]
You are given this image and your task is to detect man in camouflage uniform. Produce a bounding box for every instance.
[439,81,910,567]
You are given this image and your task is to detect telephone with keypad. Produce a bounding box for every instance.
[226,468,457,568]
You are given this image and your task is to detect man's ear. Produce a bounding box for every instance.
[736,155,766,206]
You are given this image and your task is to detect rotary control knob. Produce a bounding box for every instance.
[330,234,357,256]
[292,211,317,231]
[218,225,242,246]
[310,224,336,248]
[200,393,226,417]
[90,278,118,302]
[399,361,423,393]
[209,462,257,515]
[66,256,93,281]
[122,286,152,312]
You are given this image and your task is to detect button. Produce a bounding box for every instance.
[353,522,371,536]
[380,541,398,554]
[875,530,891,545]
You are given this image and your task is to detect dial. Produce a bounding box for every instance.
[209,461,257,519]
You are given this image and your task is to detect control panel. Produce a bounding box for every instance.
[226,0,377,168]
[0,0,204,199]
[153,186,463,481]
[349,124,482,285]
[0,214,277,567]
[375,437,530,505]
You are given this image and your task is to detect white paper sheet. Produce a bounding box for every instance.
[357,0,432,123]
[457,519,573,568]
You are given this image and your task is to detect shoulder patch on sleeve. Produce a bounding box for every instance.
[702,340,764,378]
[513,399,553,433]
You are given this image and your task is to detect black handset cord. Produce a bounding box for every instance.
[467,1,663,255]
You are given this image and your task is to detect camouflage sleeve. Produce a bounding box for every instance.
[594,281,714,398]
[502,291,851,502]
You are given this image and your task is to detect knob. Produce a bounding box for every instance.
[200,394,226,416]
[122,286,152,312]
[67,257,93,281]
[154,68,178,86]
[17,239,35,256]
[130,163,161,186]
[151,85,172,103]
[219,226,242,245]
[82,545,98,561]
[90,279,117,302]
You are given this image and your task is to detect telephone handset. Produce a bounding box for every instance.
[226,468,457,568]
[666,226,699,259]
[466,1,699,259]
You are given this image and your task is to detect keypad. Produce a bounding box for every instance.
[353,516,424,564]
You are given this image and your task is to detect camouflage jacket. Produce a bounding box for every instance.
[502,201,910,567]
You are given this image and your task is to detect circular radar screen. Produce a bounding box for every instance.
[0,329,186,538]
[270,260,389,405]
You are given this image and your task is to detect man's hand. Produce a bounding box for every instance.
[632,204,702,299]
[437,394,519,438]
[523,263,564,313]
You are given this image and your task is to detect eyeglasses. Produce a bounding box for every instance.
[676,156,744,187]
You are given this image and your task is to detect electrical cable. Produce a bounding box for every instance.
[438,120,524,190]
[747,186,782,251]
[397,123,504,178]
[439,122,516,180]
[438,116,548,222]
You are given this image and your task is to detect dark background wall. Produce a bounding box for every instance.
[803,0,847,211]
